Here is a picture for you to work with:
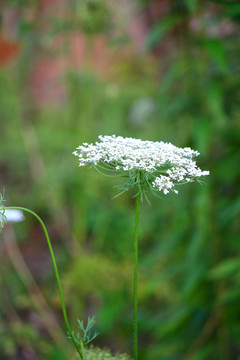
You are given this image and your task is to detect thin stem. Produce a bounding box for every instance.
[1,207,84,360]
[133,194,140,360]
[93,165,122,177]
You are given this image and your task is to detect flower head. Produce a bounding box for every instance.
[73,135,209,199]
[0,192,24,229]
[1,209,25,223]
[0,208,24,229]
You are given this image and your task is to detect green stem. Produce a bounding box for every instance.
[133,194,140,360]
[1,206,84,360]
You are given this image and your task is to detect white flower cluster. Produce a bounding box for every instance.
[73,135,209,195]
[0,209,24,228]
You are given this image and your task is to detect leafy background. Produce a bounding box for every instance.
[0,0,240,359]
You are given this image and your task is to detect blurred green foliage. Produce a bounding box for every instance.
[84,346,131,360]
[0,0,240,359]
[76,0,111,34]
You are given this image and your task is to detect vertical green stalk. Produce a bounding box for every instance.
[133,194,140,360]
[1,207,84,360]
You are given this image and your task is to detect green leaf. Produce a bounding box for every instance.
[156,306,193,336]
[184,0,199,12]
[209,1,240,20]
[200,38,228,72]
[206,82,226,126]
[146,15,181,49]
[182,263,205,297]
[219,286,240,304]
[208,258,240,280]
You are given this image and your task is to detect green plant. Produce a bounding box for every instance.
[0,196,98,360]
[73,135,209,360]
[83,346,132,360]
[69,317,99,358]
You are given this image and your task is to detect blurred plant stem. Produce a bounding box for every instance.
[133,193,140,360]
[2,223,67,349]
[19,93,73,254]
[15,3,74,253]
[1,206,84,359]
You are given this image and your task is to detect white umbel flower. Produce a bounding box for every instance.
[0,209,24,228]
[73,135,209,197]
[3,209,24,222]
[0,193,24,229]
